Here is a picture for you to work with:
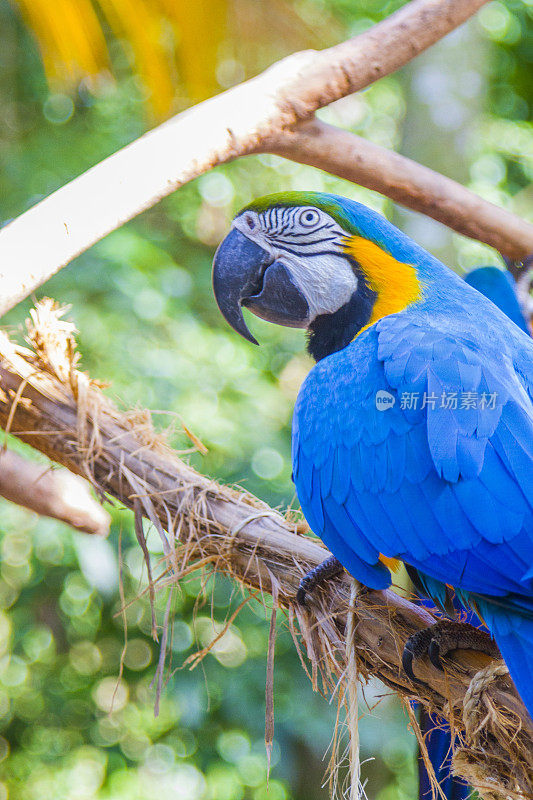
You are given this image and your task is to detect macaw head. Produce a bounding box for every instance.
[212,191,425,360]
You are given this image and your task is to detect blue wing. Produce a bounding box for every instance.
[465,266,530,335]
[292,313,533,601]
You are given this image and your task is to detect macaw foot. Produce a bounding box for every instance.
[296,555,344,606]
[402,620,500,682]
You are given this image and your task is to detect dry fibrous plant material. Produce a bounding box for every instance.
[0,300,531,799]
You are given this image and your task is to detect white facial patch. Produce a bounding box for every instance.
[233,205,357,322]
[277,250,357,321]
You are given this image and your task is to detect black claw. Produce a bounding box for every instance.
[296,586,308,606]
[402,644,417,682]
[297,574,313,606]
[295,556,344,607]
[402,619,499,685]
[428,640,444,671]
[401,627,433,683]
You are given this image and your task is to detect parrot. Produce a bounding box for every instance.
[417,264,531,800]
[211,191,533,721]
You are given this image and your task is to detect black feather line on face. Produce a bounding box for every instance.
[306,262,376,362]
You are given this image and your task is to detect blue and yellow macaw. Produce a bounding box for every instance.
[212,192,533,720]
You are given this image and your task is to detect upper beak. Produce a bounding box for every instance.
[212,228,309,343]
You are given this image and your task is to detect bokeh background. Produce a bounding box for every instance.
[0,0,532,798]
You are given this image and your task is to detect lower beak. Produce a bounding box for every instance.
[212,228,309,343]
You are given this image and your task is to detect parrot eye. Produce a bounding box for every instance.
[299,208,320,227]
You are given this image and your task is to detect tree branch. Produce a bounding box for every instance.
[0,0,501,318]
[264,120,533,260]
[0,448,110,535]
[0,302,530,799]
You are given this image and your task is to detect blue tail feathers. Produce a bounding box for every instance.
[480,601,533,717]
[419,712,470,800]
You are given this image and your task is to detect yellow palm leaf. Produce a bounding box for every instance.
[157,0,227,101]
[15,0,108,84]
[95,0,176,117]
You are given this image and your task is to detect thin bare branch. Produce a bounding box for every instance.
[264,120,533,261]
[0,447,110,535]
[0,0,494,317]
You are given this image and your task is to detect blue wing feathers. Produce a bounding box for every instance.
[293,300,533,715]
[379,490,432,560]
[427,408,459,481]
[404,424,434,483]
[331,445,351,505]
[323,499,379,564]
[320,507,390,589]
[453,480,508,543]
[457,361,482,391]
[293,315,533,606]
[421,481,477,551]
[294,442,313,500]
[493,418,533,505]
[455,433,486,478]
[398,483,444,551]
[309,467,325,530]
[319,451,334,497]
[349,443,364,490]
[479,443,530,511]
[346,491,403,554]
[465,265,531,334]
[384,434,406,492]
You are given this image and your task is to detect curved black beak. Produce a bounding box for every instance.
[212,228,309,343]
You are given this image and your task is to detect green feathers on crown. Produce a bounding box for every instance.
[241,191,356,231]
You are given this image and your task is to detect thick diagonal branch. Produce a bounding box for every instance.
[2,0,523,320]
[0,307,530,799]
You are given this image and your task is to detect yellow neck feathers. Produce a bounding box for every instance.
[343,236,422,335]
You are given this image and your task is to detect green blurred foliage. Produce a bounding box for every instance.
[0,0,532,798]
